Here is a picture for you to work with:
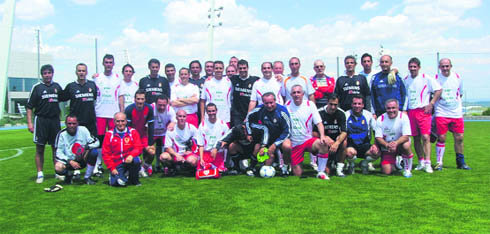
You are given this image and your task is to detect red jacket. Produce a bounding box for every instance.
[102,127,143,171]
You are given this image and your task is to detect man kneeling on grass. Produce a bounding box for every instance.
[54,114,100,185]
[159,110,202,175]
[375,99,414,177]
[102,112,143,186]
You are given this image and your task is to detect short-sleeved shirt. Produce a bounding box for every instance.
[63,80,97,126]
[117,80,139,109]
[139,75,171,104]
[403,73,441,110]
[286,100,322,147]
[250,77,284,105]
[334,75,371,111]
[198,118,229,151]
[375,112,411,143]
[200,77,232,123]
[282,75,315,102]
[164,123,202,154]
[26,81,63,118]
[230,75,260,118]
[346,109,376,146]
[153,104,176,137]
[318,105,346,140]
[93,73,120,118]
[125,103,154,141]
[434,73,463,118]
[171,82,200,114]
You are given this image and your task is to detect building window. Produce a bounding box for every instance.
[24,78,39,92]
[8,78,23,92]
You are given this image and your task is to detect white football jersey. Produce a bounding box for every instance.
[286,100,322,147]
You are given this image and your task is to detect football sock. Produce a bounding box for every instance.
[317,157,328,173]
[336,162,345,173]
[37,171,43,177]
[85,164,95,179]
[403,154,413,171]
[436,142,445,164]
[310,154,317,165]
[425,159,431,166]
[456,153,466,165]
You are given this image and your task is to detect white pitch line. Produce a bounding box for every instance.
[0,146,35,161]
[0,148,23,161]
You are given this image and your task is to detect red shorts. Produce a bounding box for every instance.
[96,117,115,136]
[408,108,432,136]
[291,138,317,166]
[435,117,464,135]
[173,152,199,163]
[199,151,226,171]
[186,113,199,128]
[381,152,397,165]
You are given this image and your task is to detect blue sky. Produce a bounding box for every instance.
[1,0,490,100]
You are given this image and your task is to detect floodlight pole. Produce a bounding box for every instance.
[95,38,99,73]
[36,29,40,79]
[0,0,16,119]
[207,0,223,61]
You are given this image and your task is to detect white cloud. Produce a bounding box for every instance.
[361,1,379,10]
[67,33,102,44]
[71,0,97,5]
[15,0,54,20]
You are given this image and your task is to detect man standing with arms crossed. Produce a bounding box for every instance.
[27,64,63,183]
[433,58,470,170]
[403,58,441,173]
[310,59,335,108]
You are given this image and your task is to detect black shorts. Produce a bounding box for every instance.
[34,116,60,145]
[347,142,371,158]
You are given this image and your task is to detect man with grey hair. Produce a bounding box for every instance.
[375,99,413,177]
[310,59,335,108]
[433,58,470,170]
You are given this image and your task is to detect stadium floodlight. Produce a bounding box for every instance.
[207,0,224,61]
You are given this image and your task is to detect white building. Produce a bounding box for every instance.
[6,51,53,114]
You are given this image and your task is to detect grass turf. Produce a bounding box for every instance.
[0,122,489,233]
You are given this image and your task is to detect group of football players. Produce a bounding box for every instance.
[27,53,470,186]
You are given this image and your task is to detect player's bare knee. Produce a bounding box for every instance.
[54,162,65,173]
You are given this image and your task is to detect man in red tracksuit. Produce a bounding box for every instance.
[102,112,143,186]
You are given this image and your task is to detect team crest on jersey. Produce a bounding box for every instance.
[344,83,348,86]
[89,88,92,92]
[159,83,162,87]
[236,83,239,87]
[362,120,365,124]
[124,137,130,144]
[273,118,277,123]
[356,81,359,85]
[43,90,47,94]
[248,84,252,88]
[334,119,337,124]
[76,90,80,93]
[147,84,150,87]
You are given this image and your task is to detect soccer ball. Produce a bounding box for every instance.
[259,166,276,178]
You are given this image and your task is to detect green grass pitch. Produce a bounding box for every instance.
[0,122,489,233]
